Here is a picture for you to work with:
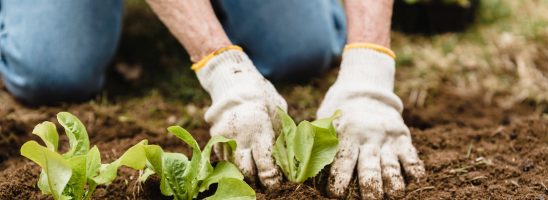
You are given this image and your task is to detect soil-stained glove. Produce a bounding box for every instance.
[317,44,425,199]
[193,46,286,188]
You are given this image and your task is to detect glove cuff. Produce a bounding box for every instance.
[191,45,243,71]
[336,47,403,112]
[339,47,396,92]
[344,43,396,59]
[196,49,264,101]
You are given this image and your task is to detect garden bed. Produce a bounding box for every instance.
[0,84,545,199]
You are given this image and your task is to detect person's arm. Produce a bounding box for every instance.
[318,0,425,199]
[145,0,285,189]
[146,0,231,62]
[344,0,393,47]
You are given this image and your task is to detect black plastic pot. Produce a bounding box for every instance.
[392,0,479,35]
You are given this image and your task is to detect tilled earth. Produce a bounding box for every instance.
[0,80,546,200]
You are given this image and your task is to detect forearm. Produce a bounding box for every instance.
[146,0,231,62]
[344,0,394,47]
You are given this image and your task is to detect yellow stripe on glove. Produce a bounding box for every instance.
[344,43,396,59]
[191,45,243,71]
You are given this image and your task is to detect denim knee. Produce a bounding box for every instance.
[255,36,340,82]
[0,16,120,105]
[0,0,123,105]
[217,0,347,82]
[1,50,112,105]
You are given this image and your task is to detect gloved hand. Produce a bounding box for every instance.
[194,46,286,188]
[317,44,425,199]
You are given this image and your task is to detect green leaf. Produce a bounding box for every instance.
[93,163,117,185]
[118,140,148,169]
[83,147,101,200]
[142,144,175,196]
[272,129,290,179]
[167,126,202,199]
[126,127,254,200]
[311,109,341,131]
[273,109,340,183]
[205,178,256,200]
[57,112,90,157]
[202,136,236,166]
[93,140,148,185]
[199,161,244,192]
[21,141,72,200]
[293,121,315,182]
[296,124,339,182]
[86,146,101,180]
[199,136,236,180]
[293,121,314,163]
[273,107,298,181]
[160,172,174,197]
[32,121,59,151]
[37,171,52,194]
[167,126,201,154]
[163,152,190,200]
[276,107,297,136]
[143,145,164,177]
[83,181,98,200]
[65,155,87,198]
[28,121,61,196]
[23,112,160,200]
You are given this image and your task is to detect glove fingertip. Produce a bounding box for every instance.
[327,160,356,198]
[403,161,426,182]
[258,167,282,189]
[252,141,283,189]
[234,148,257,183]
[327,173,350,198]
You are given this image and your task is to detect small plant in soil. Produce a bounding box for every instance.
[20,112,147,200]
[272,108,340,183]
[137,126,255,200]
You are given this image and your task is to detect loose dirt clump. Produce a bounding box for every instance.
[256,183,331,200]
[0,163,43,200]
[405,118,547,199]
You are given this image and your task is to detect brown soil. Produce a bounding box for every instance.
[1,81,546,200]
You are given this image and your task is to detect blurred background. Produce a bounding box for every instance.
[100,0,547,124]
[1,0,545,131]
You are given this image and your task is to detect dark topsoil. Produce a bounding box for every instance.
[0,80,546,200]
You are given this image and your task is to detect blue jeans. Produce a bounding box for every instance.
[0,0,346,104]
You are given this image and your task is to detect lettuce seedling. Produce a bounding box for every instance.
[138,126,255,200]
[20,112,147,200]
[272,108,341,183]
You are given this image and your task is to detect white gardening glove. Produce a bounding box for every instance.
[317,45,425,199]
[194,46,286,188]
